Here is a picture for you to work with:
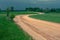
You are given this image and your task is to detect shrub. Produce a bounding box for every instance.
[10,14,15,21]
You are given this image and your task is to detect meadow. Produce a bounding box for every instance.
[0,11,35,40]
[30,13,60,23]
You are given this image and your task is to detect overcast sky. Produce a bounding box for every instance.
[0,0,60,10]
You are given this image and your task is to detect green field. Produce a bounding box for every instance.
[30,13,60,23]
[0,12,34,40]
[0,11,36,15]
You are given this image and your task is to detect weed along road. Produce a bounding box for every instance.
[14,15,60,40]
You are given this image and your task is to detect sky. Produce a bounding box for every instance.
[0,0,60,10]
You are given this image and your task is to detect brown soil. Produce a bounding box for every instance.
[14,15,60,40]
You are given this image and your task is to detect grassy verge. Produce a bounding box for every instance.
[29,13,60,23]
[0,13,33,40]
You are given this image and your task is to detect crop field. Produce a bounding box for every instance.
[0,12,34,40]
[30,13,60,23]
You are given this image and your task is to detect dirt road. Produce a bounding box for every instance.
[14,15,60,40]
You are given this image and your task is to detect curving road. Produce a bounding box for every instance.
[14,15,60,40]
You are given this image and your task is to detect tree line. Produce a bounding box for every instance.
[25,8,60,13]
[0,7,60,13]
[0,6,60,12]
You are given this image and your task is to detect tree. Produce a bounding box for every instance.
[0,8,1,13]
[33,8,40,12]
[25,8,33,11]
[25,7,40,12]
[44,8,50,13]
[6,8,10,17]
[56,8,60,13]
[50,8,56,12]
[6,8,11,20]
[11,6,14,11]
[39,8,44,12]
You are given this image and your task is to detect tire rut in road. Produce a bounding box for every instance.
[20,16,58,40]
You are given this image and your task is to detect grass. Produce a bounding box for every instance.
[0,11,36,15]
[0,12,34,40]
[30,13,60,23]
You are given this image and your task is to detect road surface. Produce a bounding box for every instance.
[14,15,60,40]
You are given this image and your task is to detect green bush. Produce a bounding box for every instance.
[10,14,15,20]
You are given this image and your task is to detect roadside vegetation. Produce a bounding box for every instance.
[0,12,34,40]
[30,13,60,23]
